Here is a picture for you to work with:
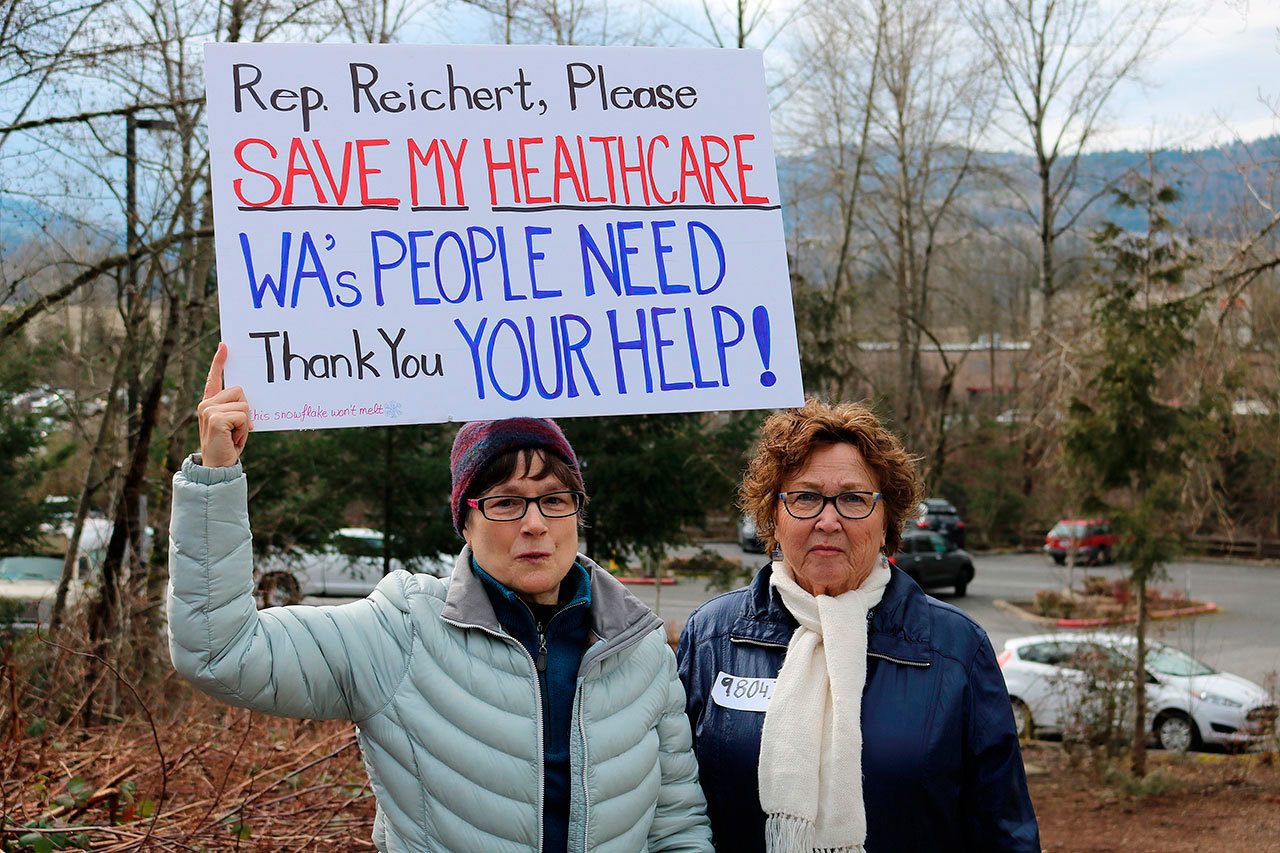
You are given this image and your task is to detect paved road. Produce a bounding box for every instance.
[304,547,1280,686]
[629,546,1280,687]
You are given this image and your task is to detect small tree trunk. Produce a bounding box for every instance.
[1037,149,1055,332]
[649,550,662,617]
[51,349,128,629]
[1065,536,1076,598]
[1130,574,1149,777]
[90,270,183,644]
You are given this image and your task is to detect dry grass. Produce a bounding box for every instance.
[1,629,376,852]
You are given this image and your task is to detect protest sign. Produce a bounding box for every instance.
[205,43,801,429]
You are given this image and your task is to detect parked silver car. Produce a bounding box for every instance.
[997,632,1278,752]
[254,528,453,607]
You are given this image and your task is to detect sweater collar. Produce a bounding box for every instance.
[472,556,592,631]
[731,562,932,663]
[441,545,661,647]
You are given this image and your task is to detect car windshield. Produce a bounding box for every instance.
[335,534,383,559]
[1147,644,1215,677]
[0,556,63,582]
[1049,522,1087,538]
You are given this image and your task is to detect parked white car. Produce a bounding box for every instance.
[0,553,92,630]
[1,511,116,630]
[997,632,1278,752]
[253,528,453,607]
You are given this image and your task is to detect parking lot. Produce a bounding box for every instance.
[627,547,1280,686]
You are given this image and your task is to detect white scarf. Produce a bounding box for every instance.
[758,556,891,853]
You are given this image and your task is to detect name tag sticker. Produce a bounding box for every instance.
[710,671,776,712]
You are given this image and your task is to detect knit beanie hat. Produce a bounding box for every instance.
[450,417,580,533]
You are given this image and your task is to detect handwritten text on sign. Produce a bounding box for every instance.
[205,44,801,429]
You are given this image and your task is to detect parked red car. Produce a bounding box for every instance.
[1044,519,1117,566]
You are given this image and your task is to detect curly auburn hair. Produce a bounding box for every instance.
[739,399,923,556]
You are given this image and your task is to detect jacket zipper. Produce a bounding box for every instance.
[732,636,931,668]
[456,603,656,853]
[536,624,549,672]
[523,598,587,673]
[576,685,590,851]
[440,617,546,853]
[514,596,589,851]
[867,651,930,668]
[729,636,788,650]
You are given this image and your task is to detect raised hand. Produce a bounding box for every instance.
[197,343,253,468]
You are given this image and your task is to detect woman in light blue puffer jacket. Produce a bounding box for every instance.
[168,344,712,853]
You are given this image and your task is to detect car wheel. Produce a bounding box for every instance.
[1010,698,1034,740]
[257,572,302,608]
[1155,711,1201,753]
[1098,547,1112,565]
[954,564,974,597]
[1051,554,1065,566]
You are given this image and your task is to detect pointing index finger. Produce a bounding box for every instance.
[203,342,227,400]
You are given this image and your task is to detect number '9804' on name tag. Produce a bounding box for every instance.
[710,671,776,711]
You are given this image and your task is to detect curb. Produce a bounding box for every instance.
[1056,602,1219,628]
[993,599,1058,626]
[615,577,677,586]
[1186,555,1280,569]
[993,599,1220,628]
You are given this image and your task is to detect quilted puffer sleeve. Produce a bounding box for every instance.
[167,455,417,722]
[648,643,713,852]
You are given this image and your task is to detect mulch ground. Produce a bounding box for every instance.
[5,687,1280,851]
[1024,741,1280,852]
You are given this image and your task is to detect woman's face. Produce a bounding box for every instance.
[463,451,580,605]
[773,442,887,597]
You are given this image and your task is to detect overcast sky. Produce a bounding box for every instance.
[433,0,1279,153]
[1101,1,1279,150]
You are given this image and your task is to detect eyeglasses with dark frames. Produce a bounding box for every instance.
[467,490,585,522]
[778,490,882,520]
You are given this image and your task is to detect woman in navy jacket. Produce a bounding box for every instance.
[677,400,1039,852]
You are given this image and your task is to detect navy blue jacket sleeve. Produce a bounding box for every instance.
[961,638,1041,851]
[676,613,706,740]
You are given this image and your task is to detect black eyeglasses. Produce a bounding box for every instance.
[778,490,882,520]
[467,491,585,522]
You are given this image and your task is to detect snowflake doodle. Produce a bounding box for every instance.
[385,401,403,420]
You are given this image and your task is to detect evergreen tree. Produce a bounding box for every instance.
[1064,167,1216,776]
[562,412,759,567]
[0,334,70,554]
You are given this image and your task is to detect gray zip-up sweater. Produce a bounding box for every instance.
[167,455,712,852]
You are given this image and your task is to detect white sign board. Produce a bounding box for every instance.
[205,43,801,430]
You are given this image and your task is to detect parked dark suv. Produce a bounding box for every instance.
[915,498,966,548]
[891,531,975,597]
[1043,519,1117,566]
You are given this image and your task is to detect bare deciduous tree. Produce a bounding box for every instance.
[864,0,992,452]
[782,0,886,400]
[962,0,1175,332]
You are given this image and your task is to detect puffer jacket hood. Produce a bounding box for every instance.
[168,455,712,853]
[677,564,1039,853]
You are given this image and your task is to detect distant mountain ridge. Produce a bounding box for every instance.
[778,134,1280,236]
